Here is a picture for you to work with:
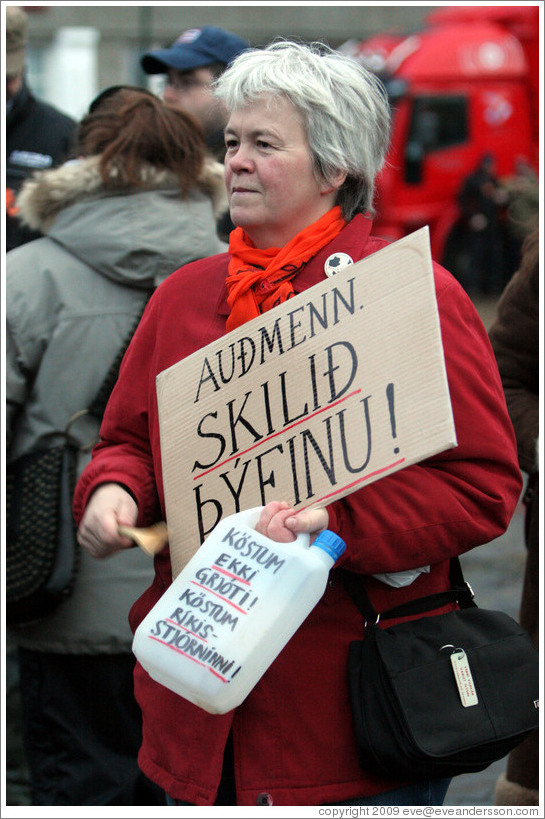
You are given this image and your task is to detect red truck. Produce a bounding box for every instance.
[342,5,539,280]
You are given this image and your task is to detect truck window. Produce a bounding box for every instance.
[405,96,468,184]
[409,96,468,151]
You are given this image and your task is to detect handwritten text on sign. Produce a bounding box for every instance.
[157,228,457,577]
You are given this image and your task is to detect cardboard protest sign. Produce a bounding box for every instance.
[157,227,457,578]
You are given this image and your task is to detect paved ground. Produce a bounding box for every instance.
[473,295,501,333]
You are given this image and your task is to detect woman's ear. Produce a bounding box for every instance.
[320,168,347,196]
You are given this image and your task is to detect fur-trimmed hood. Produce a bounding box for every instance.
[12,155,228,289]
[16,154,228,234]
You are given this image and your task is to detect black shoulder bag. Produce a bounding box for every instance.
[6,296,151,625]
[338,558,539,781]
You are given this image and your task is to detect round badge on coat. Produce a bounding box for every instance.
[324,252,354,277]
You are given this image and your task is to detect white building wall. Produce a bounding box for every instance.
[43,27,100,120]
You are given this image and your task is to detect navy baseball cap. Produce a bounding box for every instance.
[141,26,249,74]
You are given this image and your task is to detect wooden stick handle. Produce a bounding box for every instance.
[117,522,169,555]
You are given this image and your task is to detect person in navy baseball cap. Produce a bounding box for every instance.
[142,26,249,240]
[142,26,249,74]
[141,27,249,162]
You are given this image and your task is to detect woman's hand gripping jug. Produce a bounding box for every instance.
[132,507,346,714]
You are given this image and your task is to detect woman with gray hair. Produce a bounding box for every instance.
[214,39,390,220]
[73,42,522,806]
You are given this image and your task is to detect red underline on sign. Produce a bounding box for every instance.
[147,636,228,682]
[211,565,251,585]
[165,619,208,642]
[193,388,363,479]
[298,457,406,509]
[190,580,249,614]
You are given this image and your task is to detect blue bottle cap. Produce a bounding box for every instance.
[313,530,346,562]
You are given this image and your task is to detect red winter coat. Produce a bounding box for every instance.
[73,215,522,806]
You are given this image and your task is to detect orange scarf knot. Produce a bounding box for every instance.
[225,207,346,332]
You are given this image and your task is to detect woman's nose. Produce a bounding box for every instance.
[227,144,254,173]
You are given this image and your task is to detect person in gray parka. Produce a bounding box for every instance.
[6,86,227,806]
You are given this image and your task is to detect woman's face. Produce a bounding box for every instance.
[224,94,344,249]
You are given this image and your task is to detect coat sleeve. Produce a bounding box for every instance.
[6,250,55,447]
[328,272,523,575]
[72,291,162,527]
[488,263,539,475]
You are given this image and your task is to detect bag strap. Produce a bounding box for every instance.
[87,292,152,420]
[337,557,476,625]
[64,293,153,446]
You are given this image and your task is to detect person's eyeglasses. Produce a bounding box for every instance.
[165,73,212,93]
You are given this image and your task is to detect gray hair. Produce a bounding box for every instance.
[214,40,391,219]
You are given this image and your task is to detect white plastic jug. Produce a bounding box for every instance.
[132,506,346,714]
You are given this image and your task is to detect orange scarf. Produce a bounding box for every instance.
[225,206,346,332]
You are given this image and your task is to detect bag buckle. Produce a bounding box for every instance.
[365,613,381,628]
